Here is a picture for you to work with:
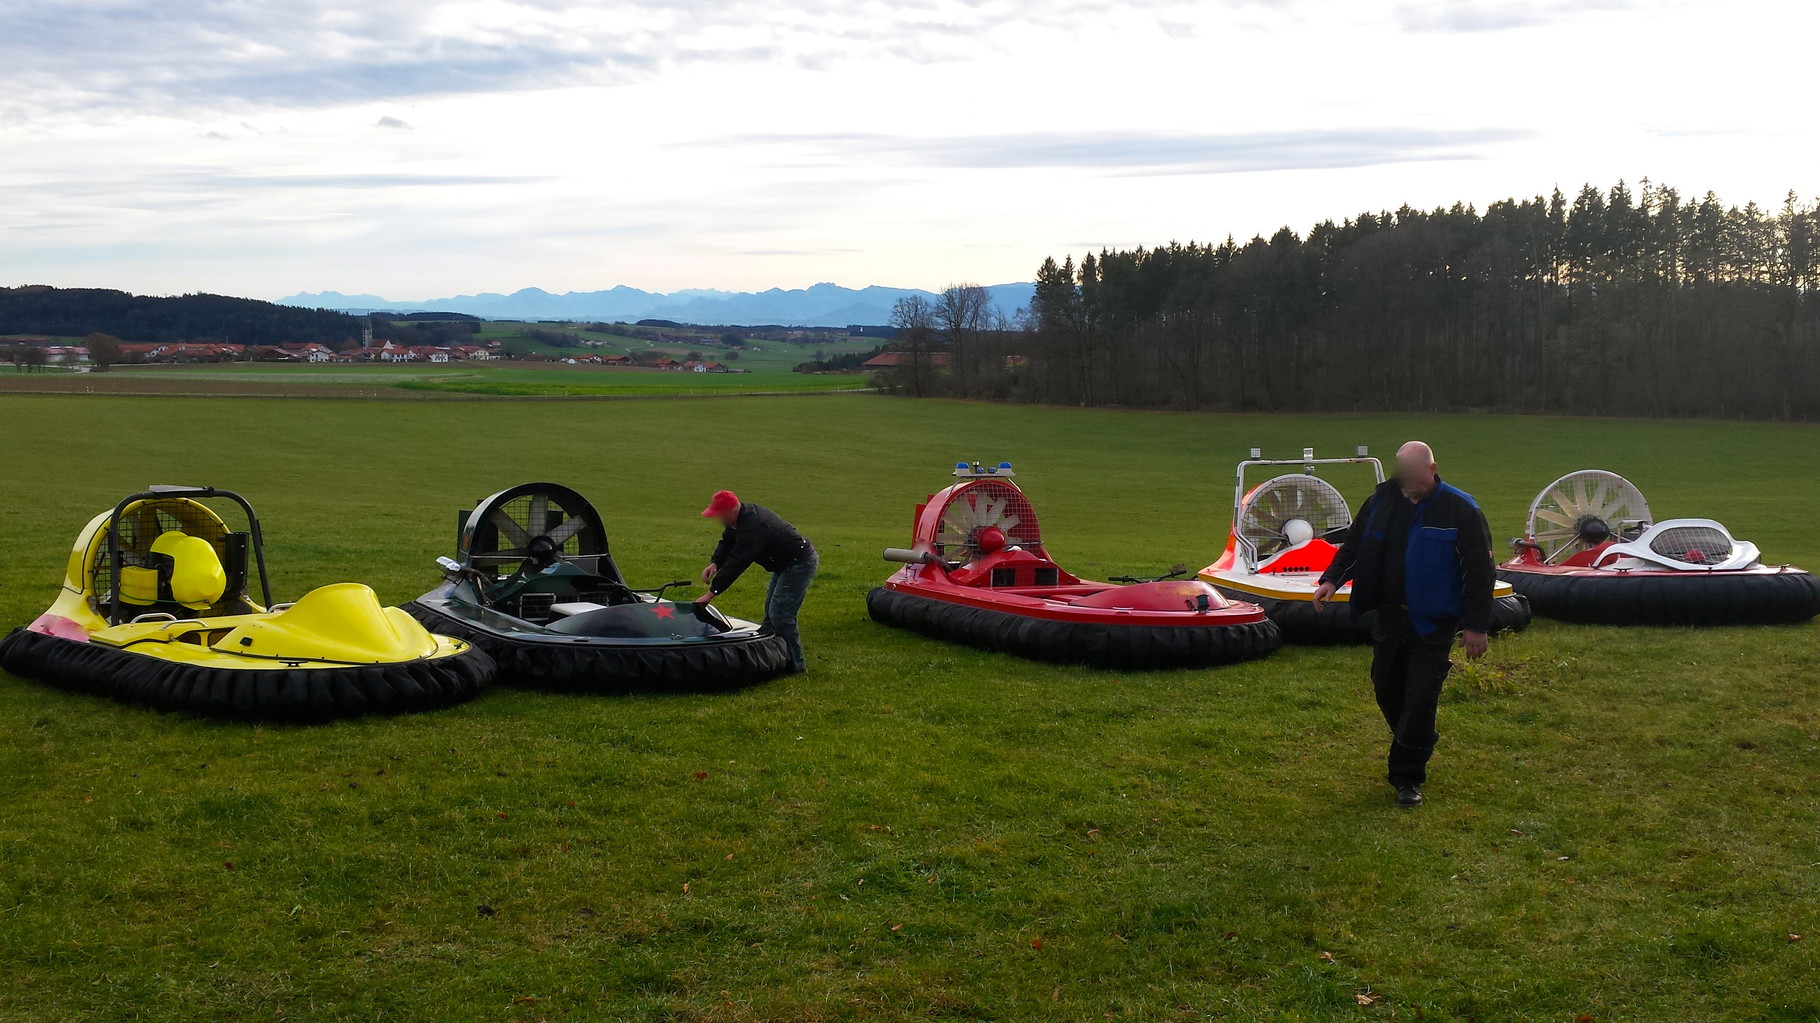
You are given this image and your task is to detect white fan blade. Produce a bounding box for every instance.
[1533,508,1575,529]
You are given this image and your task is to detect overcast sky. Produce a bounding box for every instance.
[2,0,1814,300]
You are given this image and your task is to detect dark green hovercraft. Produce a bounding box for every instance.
[404,482,791,694]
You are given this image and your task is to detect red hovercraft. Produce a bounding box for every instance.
[866,461,1281,669]
[1498,469,1820,626]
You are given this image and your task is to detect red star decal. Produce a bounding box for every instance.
[653,603,676,619]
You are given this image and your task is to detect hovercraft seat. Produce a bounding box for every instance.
[116,530,243,620]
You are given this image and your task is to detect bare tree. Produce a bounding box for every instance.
[84,332,122,372]
[935,283,991,397]
[7,344,49,372]
[889,295,937,397]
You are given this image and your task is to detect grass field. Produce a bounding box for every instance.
[0,354,872,398]
[0,394,1815,1022]
[464,319,872,366]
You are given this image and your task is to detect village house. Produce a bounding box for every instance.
[280,343,335,362]
[156,343,242,363]
[862,351,951,369]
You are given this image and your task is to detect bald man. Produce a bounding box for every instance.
[1312,441,1495,808]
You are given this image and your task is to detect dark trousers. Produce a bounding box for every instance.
[763,549,818,672]
[1369,605,1456,787]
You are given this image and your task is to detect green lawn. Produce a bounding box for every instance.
[85,357,870,396]
[467,320,873,366]
[0,395,1815,1022]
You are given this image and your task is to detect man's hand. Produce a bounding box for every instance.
[693,590,715,606]
[700,563,719,585]
[1311,581,1337,613]
[1461,629,1488,660]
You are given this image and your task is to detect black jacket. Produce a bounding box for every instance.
[1320,476,1496,636]
[710,503,812,594]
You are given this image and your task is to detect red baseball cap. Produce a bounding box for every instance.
[701,490,740,517]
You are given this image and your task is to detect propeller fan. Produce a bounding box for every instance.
[1237,475,1350,561]
[102,499,225,579]
[934,480,1040,560]
[462,483,610,573]
[1525,469,1650,562]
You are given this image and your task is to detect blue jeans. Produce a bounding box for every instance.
[763,549,818,672]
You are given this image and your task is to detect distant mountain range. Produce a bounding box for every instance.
[276,282,1036,327]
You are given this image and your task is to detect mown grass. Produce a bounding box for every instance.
[391,368,867,397]
[0,395,1815,1022]
[80,359,871,397]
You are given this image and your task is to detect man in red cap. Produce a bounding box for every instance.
[696,490,817,674]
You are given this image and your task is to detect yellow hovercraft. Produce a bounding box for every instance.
[0,486,494,721]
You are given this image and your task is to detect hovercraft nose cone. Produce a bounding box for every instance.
[220,583,440,663]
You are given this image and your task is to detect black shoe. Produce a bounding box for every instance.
[1396,785,1423,808]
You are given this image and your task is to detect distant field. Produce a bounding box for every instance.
[0,319,879,395]
[468,320,871,363]
[0,394,1815,1022]
[0,353,871,397]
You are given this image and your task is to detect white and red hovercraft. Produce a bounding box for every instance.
[1199,447,1532,644]
[1498,469,1820,626]
[867,461,1281,669]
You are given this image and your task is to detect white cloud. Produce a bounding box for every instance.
[0,0,1816,298]
[0,0,1231,118]
[696,128,1532,175]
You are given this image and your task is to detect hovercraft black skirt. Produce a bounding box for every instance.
[1207,590,1534,645]
[866,587,1281,669]
[1496,569,1820,626]
[0,627,494,722]
[404,602,793,695]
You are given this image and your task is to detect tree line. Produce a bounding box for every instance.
[0,287,361,347]
[888,181,1820,420]
[370,317,481,347]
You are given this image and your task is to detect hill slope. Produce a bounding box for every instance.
[0,286,359,346]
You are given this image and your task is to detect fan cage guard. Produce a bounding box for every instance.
[1527,470,1652,562]
[1238,475,1351,563]
[92,500,234,614]
[1648,525,1734,563]
[468,491,606,576]
[935,480,1042,562]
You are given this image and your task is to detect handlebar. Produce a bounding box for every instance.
[1110,566,1190,584]
[635,579,693,599]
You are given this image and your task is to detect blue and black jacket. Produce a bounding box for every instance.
[1320,476,1496,637]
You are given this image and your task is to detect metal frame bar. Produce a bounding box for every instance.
[1231,447,1384,571]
